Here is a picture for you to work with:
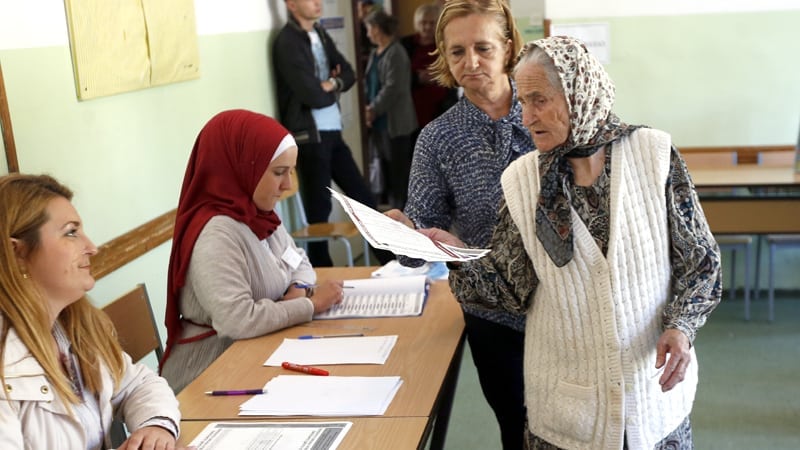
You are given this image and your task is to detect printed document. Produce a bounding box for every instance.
[314,275,428,319]
[329,188,489,261]
[188,421,351,450]
[263,335,397,366]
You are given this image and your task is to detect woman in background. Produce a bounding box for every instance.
[160,110,343,393]
[401,2,458,134]
[0,173,182,449]
[386,1,531,448]
[364,9,418,209]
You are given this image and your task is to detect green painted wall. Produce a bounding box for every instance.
[0,31,279,365]
[552,11,800,299]
[554,11,800,146]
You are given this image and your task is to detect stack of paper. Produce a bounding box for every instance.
[239,376,403,416]
[263,335,397,366]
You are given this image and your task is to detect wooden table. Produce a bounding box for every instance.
[178,418,429,449]
[176,267,465,450]
[690,166,800,234]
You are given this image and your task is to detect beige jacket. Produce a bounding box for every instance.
[0,322,181,449]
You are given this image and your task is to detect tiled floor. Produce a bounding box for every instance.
[438,295,800,449]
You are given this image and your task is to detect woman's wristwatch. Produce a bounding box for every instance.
[291,281,316,298]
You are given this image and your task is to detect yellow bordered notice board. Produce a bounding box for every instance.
[64,0,200,100]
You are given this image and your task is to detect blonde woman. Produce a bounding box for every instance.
[0,174,183,449]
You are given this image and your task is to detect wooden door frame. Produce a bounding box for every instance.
[0,62,20,173]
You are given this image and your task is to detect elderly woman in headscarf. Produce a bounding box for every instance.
[160,110,343,393]
[422,36,722,449]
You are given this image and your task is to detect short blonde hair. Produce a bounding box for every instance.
[413,3,442,34]
[429,0,522,88]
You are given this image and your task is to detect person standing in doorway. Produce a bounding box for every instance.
[364,9,417,209]
[273,0,390,266]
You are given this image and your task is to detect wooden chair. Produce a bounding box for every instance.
[752,145,800,320]
[102,283,163,363]
[756,150,796,167]
[278,171,370,266]
[101,284,164,447]
[681,151,737,170]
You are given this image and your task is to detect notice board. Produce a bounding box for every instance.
[64,0,200,100]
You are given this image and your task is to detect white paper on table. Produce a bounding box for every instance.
[371,260,449,280]
[239,375,403,416]
[188,421,352,450]
[329,188,489,262]
[264,335,397,366]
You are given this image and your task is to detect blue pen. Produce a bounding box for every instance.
[298,333,365,339]
[293,282,354,289]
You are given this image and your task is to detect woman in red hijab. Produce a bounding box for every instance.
[160,110,343,393]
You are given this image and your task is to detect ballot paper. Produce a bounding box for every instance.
[329,188,489,261]
[263,335,397,366]
[239,376,403,416]
[188,421,352,450]
[314,276,428,320]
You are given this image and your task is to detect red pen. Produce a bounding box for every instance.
[281,361,329,376]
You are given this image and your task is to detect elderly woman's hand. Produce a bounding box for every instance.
[418,227,466,248]
[655,328,692,392]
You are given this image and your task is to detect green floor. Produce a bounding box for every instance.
[439,295,800,449]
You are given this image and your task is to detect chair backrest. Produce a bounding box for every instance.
[102,284,163,363]
[757,150,796,167]
[681,151,738,170]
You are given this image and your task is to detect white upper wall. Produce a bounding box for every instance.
[547,0,800,19]
[0,0,281,50]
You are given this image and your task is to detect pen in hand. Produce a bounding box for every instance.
[282,361,329,376]
[293,283,354,289]
[205,388,266,396]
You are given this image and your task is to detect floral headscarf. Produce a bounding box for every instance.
[524,36,640,266]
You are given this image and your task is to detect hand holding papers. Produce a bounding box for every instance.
[329,188,489,261]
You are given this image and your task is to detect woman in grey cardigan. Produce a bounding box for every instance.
[364,9,418,209]
[160,110,344,393]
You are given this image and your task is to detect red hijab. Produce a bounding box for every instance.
[161,110,290,368]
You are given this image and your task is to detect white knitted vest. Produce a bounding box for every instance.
[502,128,697,450]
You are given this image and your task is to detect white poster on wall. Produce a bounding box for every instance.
[550,22,610,64]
